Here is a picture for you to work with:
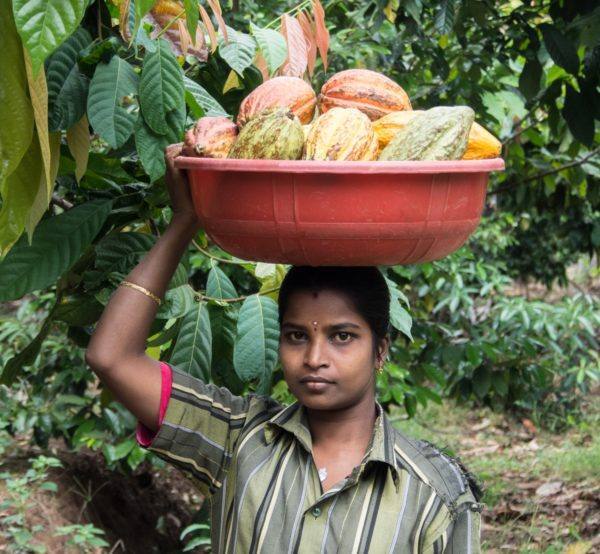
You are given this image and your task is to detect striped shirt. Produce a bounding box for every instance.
[137,363,483,553]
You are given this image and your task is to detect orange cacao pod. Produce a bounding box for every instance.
[304,107,379,161]
[318,69,411,121]
[182,116,238,158]
[237,76,317,127]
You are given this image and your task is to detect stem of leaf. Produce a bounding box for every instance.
[192,239,247,265]
[155,9,187,40]
[265,0,312,29]
[195,287,280,303]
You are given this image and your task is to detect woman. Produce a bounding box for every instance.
[85,146,483,553]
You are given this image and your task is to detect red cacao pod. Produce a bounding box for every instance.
[182,116,238,158]
[318,69,412,121]
[236,76,317,127]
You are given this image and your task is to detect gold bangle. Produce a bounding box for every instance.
[120,280,162,306]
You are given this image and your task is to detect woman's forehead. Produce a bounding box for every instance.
[282,289,366,323]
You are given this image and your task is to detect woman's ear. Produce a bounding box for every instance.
[376,336,390,365]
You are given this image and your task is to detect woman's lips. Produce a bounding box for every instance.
[300,379,334,392]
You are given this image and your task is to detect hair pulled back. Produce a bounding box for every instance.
[277,266,391,352]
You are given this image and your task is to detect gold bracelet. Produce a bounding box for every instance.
[120,280,162,306]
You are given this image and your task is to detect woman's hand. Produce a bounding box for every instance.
[164,143,201,227]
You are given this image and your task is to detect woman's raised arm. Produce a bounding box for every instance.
[85,145,201,432]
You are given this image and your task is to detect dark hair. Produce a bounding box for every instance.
[278,266,391,354]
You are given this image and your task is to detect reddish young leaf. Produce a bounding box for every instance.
[207,0,228,42]
[253,52,269,81]
[279,14,307,78]
[312,0,329,71]
[199,4,218,53]
[296,11,317,77]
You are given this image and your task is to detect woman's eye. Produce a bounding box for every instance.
[334,332,353,342]
[288,331,306,341]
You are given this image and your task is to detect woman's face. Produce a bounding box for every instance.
[279,288,387,411]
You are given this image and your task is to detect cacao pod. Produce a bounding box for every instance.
[374,110,501,159]
[379,106,474,161]
[229,109,304,160]
[318,69,411,121]
[182,116,238,158]
[237,77,317,127]
[304,107,379,161]
[462,121,502,160]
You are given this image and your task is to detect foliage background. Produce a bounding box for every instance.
[0,0,598,551]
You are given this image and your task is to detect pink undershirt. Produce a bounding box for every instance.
[135,361,173,447]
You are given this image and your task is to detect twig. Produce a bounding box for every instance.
[501,114,548,146]
[195,287,280,303]
[265,0,312,28]
[489,145,600,196]
[192,239,248,265]
[155,9,186,40]
[50,195,74,210]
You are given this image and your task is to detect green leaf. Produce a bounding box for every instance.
[94,232,156,275]
[12,0,87,75]
[209,305,243,393]
[156,284,196,319]
[46,28,91,131]
[540,23,580,75]
[0,311,53,385]
[206,264,237,300]
[139,39,185,135]
[135,109,184,182]
[0,135,42,256]
[0,7,34,187]
[384,275,412,339]
[170,302,212,381]
[233,294,279,382]
[218,26,256,76]
[184,0,199,39]
[518,58,542,101]
[250,24,287,75]
[404,0,423,23]
[53,295,104,326]
[183,76,228,118]
[435,0,456,35]
[563,84,595,146]
[87,56,139,149]
[133,0,157,38]
[472,366,491,398]
[0,199,112,301]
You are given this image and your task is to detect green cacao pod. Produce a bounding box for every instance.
[379,106,475,161]
[228,109,304,160]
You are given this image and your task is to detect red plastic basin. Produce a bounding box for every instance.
[175,157,505,266]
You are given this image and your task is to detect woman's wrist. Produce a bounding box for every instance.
[169,212,202,237]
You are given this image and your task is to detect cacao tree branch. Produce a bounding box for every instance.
[50,195,74,210]
[195,287,280,303]
[489,145,600,196]
[192,239,248,265]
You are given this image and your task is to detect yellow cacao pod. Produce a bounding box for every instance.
[304,108,379,161]
[374,110,501,159]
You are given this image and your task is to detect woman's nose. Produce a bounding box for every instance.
[304,336,329,369]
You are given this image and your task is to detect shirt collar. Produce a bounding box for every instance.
[264,400,401,491]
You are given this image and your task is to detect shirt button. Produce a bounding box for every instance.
[311,507,322,517]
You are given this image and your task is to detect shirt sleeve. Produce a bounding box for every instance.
[135,361,265,497]
[135,361,173,446]
[436,502,482,554]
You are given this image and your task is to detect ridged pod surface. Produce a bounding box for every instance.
[182,116,238,158]
[318,69,412,121]
[236,77,317,127]
[304,107,379,161]
[379,106,474,161]
[374,110,501,159]
[229,109,304,160]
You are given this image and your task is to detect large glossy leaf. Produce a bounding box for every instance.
[312,0,329,70]
[135,108,184,182]
[46,28,91,131]
[157,284,196,319]
[434,0,456,35]
[184,0,199,39]
[170,301,212,381]
[209,305,244,393]
[563,84,595,146]
[218,26,256,76]
[12,0,87,75]
[0,7,34,187]
[518,58,542,101]
[183,76,228,118]
[384,275,413,340]
[540,23,579,75]
[66,115,90,182]
[0,199,112,301]
[139,39,185,135]
[206,263,237,300]
[53,294,104,326]
[87,56,139,149]
[233,294,279,382]
[250,24,287,75]
[0,136,42,256]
